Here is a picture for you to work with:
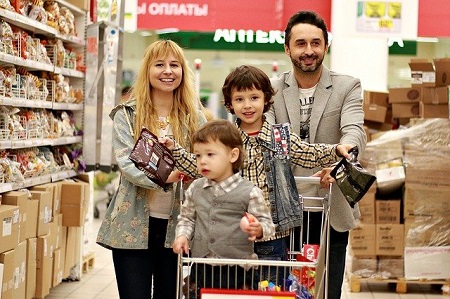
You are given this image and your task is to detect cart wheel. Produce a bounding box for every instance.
[94,206,100,219]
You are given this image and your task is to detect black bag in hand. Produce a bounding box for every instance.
[129,127,175,188]
[330,146,376,207]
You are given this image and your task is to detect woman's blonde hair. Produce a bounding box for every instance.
[131,40,199,148]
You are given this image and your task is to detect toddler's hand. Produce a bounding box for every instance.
[240,213,262,241]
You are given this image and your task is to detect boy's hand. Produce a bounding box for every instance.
[159,137,175,150]
[166,169,183,183]
[172,235,189,254]
[240,213,263,241]
[313,167,335,189]
[336,144,355,159]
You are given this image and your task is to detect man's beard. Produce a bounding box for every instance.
[290,54,324,73]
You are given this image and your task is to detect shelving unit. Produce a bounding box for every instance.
[0,0,87,192]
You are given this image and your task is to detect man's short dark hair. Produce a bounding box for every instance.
[284,10,329,47]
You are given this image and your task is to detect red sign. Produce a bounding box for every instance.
[418,0,450,37]
[283,0,332,31]
[137,0,332,32]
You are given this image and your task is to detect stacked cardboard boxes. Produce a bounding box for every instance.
[348,185,404,279]
[364,58,450,142]
[363,90,394,141]
[389,58,450,120]
[0,177,92,299]
[348,119,450,281]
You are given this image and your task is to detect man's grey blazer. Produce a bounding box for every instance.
[266,66,367,232]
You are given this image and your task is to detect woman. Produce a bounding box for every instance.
[97,39,206,299]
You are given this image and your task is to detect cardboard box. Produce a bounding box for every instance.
[378,257,404,278]
[363,120,393,133]
[35,255,52,299]
[376,224,404,256]
[409,59,435,86]
[421,86,449,104]
[52,249,63,288]
[358,190,375,224]
[64,227,82,278]
[0,205,19,254]
[363,104,389,123]
[60,181,90,226]
[375,165,405,194]
[24,200,38,239]
[48,220,57,255]
[364,90,389,106]
[433,58,450,87]
[0,249,14,299]
[391,103,420,118]
[403,215,450,247]
[388,87,421,103]
[32,182,62,218]
[54,214,63,250]
[404,246,450,279]
[36,235,51,270]
[0,263,3,298]
[59,226,67,279]
[13,240,26,299]
[1,191,28,242]
[349,224,376,256]
[419,102,449,118]
[403,184,450,217]
[346,256,377,277]
[375,199,401,224]
[26,238,37,299]
[405,168,450,188]
[29,191,52,236]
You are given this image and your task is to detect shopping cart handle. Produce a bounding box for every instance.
[294,176,321,183]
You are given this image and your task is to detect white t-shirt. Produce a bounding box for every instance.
[298,84,317,143]
[148,121,174,219]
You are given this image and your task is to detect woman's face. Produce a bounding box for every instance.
[148,54,183,93]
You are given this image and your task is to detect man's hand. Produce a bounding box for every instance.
[336,144,355,159]
[172,235,189,254]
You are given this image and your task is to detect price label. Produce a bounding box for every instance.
[379,19,393,29]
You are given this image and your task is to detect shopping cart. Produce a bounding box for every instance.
[176,176,332,299]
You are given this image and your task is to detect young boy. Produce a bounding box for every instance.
[172,119,276,295]
[163,65,354,288]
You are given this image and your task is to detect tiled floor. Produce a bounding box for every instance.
[47,202,448,299]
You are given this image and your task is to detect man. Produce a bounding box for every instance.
[265,10,366,299]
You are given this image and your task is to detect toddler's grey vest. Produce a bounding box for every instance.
[190,178,256,259]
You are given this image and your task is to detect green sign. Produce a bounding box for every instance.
[159,31,285,52]
[159,31,417,55]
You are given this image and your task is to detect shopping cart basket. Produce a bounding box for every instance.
[176,176,332,299]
